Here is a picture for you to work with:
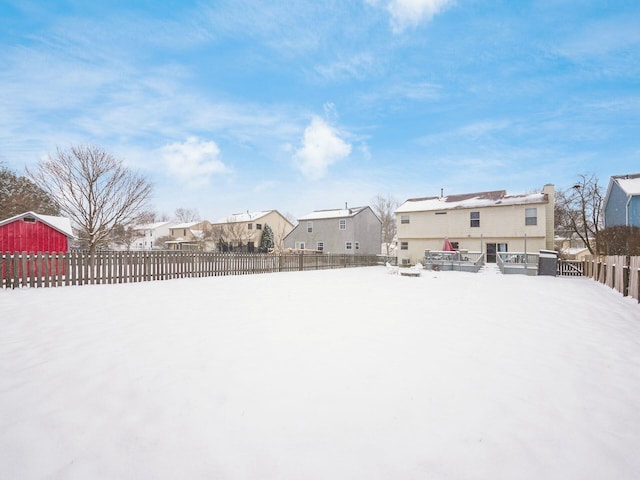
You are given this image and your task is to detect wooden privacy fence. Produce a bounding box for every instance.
[582,255,640,302]
[1,251,379,290]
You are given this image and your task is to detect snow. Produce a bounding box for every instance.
[0,211,74,238]
[170,221,200,229]
[2,267,640,479]
[397,193,547,213]
[298,207,365,220]
[616,176,640,195]
[133,221,172,231]
[214,211,271,224]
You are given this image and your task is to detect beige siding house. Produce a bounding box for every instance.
[166,221,213,250]
[395,185,554,265]
[212,210,294,252]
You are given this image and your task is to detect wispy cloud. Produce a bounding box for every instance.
[379,0,455,33]
[293,117,352,180]
[160,137,228,188]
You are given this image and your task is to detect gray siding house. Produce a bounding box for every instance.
[284,206,382,255]
[604,173,640,228]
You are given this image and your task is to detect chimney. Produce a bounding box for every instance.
[440,188,444,198]
[345,202,348,210]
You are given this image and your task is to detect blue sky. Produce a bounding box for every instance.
[1,0,639,221]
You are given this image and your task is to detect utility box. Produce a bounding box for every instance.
[538,249,558,276]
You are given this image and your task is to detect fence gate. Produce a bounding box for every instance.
[557,259,584,277]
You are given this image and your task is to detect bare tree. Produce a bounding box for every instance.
[372,194,399,255]
[174,208,200,223]
[110,224,144,251]
[555,173,603,255]
[27,145,152,254]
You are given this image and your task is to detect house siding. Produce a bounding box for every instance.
[396,186,553,265]
[284,207,381,254]
[630,196,640,227]
[604,182,629,227]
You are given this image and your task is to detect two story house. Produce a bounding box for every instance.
[165,221,213,251]
[395,185,554,265]
[284,206,382,255]
[132,221,174,250]
[212,210,294,252]
[604,173,640,228]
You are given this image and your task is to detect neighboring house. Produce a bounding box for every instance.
[166,221,213,251]
[0,211,74,253]
[212,210,294,252]
[603,173,640,228]
[284,206,382,255]
[395,185,555,265]
[132,221,174,250]
[555,232,591,260]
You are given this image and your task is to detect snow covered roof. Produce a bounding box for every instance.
[396,190,548,213]
[298,207,367,221]
[171,221,201,229]
[613,173,640,196]
[134,221,172,231]
[0,211,75,238]
[214,211,272,224]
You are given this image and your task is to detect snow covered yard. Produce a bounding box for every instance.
[1,266,640,480]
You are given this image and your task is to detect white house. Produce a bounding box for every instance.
[132,221,174,250]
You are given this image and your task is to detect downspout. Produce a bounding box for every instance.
[626,196,632,226]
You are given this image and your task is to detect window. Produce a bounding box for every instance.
[23,217,36,223]
[525,208,537,226]
[435,212,447,216]
[248,223,253,230]
[256,224,262,230]
[183,229,187,236]
[339,219,346,230]
[307,221,313,233]
[470,211,480,228]
[355,242,360,250]
[296,242,305,250]
[345,242,353,250]
[316,241,324,252]
[401,215,410,224]
[400,241,408,250]
[451,241,459,250]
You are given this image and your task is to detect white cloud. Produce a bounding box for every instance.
[386,0,454,33]
[161,137,228,188]
[293,117,352,180]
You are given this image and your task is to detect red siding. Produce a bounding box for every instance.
[0,219,69,253]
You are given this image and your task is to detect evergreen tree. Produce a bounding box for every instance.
[0,163,60,220]
[259,224,274,252]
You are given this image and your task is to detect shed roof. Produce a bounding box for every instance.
[0,211,74,238]
[396,190,548,213]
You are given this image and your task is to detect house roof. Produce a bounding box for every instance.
[214,210,272,224]
[134,221,172,231]
[611,173,640,196]
[396,190,548,213]
[0,211,75,238]
[298,207,367,221]
[170,221,201,229]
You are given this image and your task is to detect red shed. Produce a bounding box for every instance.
[0,211,74,253]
